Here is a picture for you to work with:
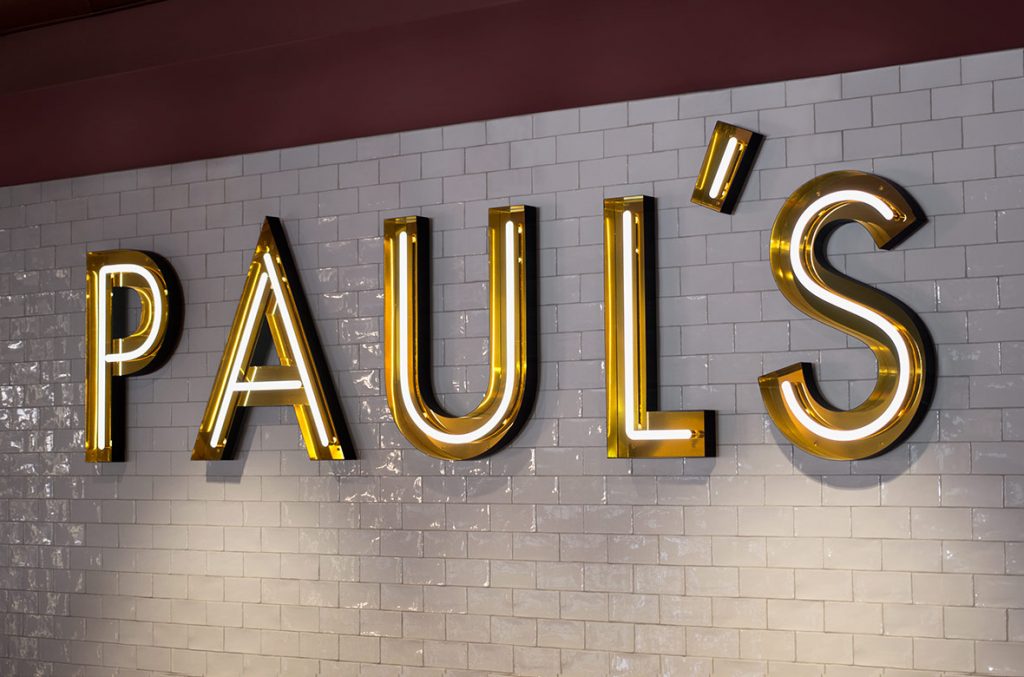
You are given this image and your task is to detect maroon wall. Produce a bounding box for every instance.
[2,0,1021,186]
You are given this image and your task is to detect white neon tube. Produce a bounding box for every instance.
[621,210,693,441]
[262,253,331,447]
[780,190,910,441]
[234,380,303,391]
[708,137,739,200]
[96,263,165,446]
[396,221,518,444]
[100,264,165,363]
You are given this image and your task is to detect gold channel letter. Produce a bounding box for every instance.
[193,217,350,460]
[759,171,931,460]
[383,207,534,460]
[86,250,179,462]
[691,121,760,213]
[604,196,712,458]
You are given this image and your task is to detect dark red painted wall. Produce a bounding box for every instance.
[1,0,1021,186]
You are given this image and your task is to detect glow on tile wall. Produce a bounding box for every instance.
[1,49,1023,676]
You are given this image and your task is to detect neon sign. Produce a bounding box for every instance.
[604,196,711,458]
[84,123,935,463]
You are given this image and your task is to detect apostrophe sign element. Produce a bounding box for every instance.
[691,121,761,214]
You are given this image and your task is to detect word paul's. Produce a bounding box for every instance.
[85,123,931,463]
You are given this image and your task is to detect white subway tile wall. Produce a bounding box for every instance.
[1,49,1023,677]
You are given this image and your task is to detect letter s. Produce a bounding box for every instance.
[759,171,932,460]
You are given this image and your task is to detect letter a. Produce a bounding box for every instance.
[193,217,350,460]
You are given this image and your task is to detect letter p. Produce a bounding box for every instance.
[86,251,180,461]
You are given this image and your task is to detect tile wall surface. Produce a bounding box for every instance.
[1,49,1023,676]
